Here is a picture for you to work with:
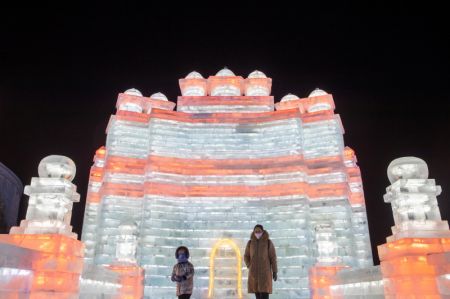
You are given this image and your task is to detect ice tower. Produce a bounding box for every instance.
[81,69,373,298]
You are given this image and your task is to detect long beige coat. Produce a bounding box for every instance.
[244,230,278,294]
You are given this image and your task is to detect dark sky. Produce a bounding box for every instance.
[1,5,449,264]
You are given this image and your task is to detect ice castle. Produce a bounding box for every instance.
[81,69,373,298]
[0,69,448,298]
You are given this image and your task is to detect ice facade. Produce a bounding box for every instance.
[81,69,373,298]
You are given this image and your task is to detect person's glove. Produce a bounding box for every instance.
[181,275,187,281]
[273,272,277,281]
[176,275,185,282]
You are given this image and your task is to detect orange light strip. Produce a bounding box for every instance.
[143,181,349,198]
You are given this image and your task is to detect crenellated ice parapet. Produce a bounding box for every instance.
[10,155,80,238]
[384,156,450,241]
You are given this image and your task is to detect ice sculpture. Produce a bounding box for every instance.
[10,155,80,237]
[81,70,373,298]
[105,220,144,298]
[79,220,144,298]
[315,223,341,265]
[384,156,449,240]
[377,157,450,298]
[308,223,347,299]
[329,266,385,298]
[0,155,84,298]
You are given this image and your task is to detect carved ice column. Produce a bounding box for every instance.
[378,157,450,298]
[309,223,347,299]
[384,156,449,241]
[10,155,80,237]
[107,220,144,299]
[315,223,341,265]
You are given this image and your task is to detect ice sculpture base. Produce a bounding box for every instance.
[387,220,450,242]
[0,234,84,295]
[329,266,385,298]
[10,220,77,239]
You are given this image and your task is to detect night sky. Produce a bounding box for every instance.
[1,5,449,264]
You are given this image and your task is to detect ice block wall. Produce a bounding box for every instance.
[81,69,373,299]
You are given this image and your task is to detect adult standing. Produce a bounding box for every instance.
[244,224,278,299]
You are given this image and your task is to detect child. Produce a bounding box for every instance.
[171,246,195,299]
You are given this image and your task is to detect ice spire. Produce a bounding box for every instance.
[384,156,450,241]
[10,155,80,238]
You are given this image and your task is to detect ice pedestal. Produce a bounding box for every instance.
[80,221,145,299]
[309,265,347,299]
[329,266,385,298]
[378,157,450,298]
[107,221,144,299]
[308,224,348,299]
[0,155,84,298]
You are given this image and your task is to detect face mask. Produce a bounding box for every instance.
[255,232,263,239]
[177,253,188,263]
